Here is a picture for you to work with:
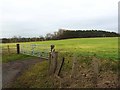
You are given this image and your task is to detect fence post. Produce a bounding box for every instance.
[16,44,20,54]
[70,55,77,78]
[7,45,10,55]
[48,45,59,75]
[51,45,55,52]
[53,51,58,73]
[57,57,65,76]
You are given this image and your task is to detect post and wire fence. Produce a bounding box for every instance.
[3,43,117,88]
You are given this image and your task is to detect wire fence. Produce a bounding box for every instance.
[2,44,16,55]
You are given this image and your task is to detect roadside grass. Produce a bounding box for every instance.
[11,61,52,88]
[2,53,36,63]
[11,54,118,88]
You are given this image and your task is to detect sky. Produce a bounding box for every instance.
[0,0,119,38]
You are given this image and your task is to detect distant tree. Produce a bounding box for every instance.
[2,38,9,43]
[50,29,119,40]
[45,33,53,40]
[39,36,45,41]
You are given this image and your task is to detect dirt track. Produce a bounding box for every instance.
[2,58,43,88]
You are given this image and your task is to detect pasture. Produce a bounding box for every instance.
[2,37,119,88]
[2,37,118,61]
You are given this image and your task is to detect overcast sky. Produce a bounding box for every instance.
[0,0,119,38]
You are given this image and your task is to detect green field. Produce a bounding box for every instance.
[2,37,119,88]
[2,37,118,61]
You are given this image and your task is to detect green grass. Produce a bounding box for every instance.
[11,55,119,88]
[4,37,118,88]
[1,42,37,63]
[12,61,51,88]
[2,37,118,61]
[2,53,36,63]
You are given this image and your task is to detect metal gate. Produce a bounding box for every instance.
[20,44,50,59]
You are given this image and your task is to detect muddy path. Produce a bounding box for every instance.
[2,58,44,88]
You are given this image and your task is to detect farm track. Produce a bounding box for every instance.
[2,57,44,88]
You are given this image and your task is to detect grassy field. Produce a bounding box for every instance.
[2,37,119,88]
[1,43,37,63]
[2,37,118,61]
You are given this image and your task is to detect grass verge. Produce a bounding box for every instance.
[2,54,36,63]
[11,55,118,88]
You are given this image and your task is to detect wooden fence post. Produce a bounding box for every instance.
[53,51,58,74]
[48,45,58,75]
[7,45,10,54]
[70,55,77,78]
[57,57,65,76]
[16,44,20,54]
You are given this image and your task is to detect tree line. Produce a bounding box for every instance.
[2,29,119,43]
[2,36,45,43]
